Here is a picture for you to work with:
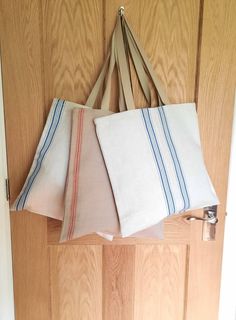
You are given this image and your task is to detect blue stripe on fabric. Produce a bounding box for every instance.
[141,108,175,215]
[158,106,190,211]
[16,99,65,210]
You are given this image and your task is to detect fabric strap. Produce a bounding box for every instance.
[86,14,169,110]
[123,18,170,105]
[86,16,135,110]
[85,26,116,109]
[115,15,135,110]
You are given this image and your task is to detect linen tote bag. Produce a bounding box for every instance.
[10,17,120,221]
[11,98,85,220]
[60,108,119,241]
[94,16,219,237]
[60,109,163,241]
[60,15,164,242]
[11,15,152,240]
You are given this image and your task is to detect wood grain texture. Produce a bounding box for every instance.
[186,222,224,320]
[0,0,45,199]
[50,245,102,320]
[0,0,51,319]
[10,212,50,320]
[1,0,235,319]
[134,245,187,320]
[42,0,104,111]
[197,0,236,217]
[186,0,236,319]
[47,214,191,245]
[103,245,135,320]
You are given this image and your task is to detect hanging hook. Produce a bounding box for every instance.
[118,6,125,16]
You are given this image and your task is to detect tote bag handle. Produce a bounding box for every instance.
[86,16,135,110]
[114,14,169,109]
[101,14,170,109]
[122,16,170,105]
[85,29,116,109]
[86,13,170,110]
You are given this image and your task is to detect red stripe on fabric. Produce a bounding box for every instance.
[67,109,84,240]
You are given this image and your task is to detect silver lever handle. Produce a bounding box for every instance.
[186,213,218,224]
[185,206,218,241]
[186,206,218,224]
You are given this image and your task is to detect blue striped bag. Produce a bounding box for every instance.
[10,14,136,223]
[95,104,219,236]
[94,15,219,236]
[11,98,89,219]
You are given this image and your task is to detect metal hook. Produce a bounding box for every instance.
[118,6,125,16]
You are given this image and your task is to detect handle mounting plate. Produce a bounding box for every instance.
[202,205,218,241]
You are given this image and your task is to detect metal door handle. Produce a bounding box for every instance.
[185,206,218,240]
[186,214,218,224]
[185,206,218,224]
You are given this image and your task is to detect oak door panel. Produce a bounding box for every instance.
[134,245,187,320]
[103,245,136,320]
[186,0,236,318]
[1,0,235,319]
[42,0,104,110]
[50,245,102,320]
[0,0,50,319]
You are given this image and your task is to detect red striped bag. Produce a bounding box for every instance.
[60,108,119,241]
[11,14,118,222]
[60,16,130,241]
[60,108,164,242]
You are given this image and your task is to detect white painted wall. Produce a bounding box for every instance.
[0,56,15,319]
[219,93,236,320]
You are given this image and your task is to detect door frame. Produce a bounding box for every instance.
[0,54,15,320]
[219,93,236,320]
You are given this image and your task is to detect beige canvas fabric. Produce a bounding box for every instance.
[10,16,121,221]
[60,109,120,242]
[12,12,166,241]
[60,14,169,241]
[60,108,164,242]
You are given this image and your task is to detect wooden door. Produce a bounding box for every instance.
[1,0,236,319]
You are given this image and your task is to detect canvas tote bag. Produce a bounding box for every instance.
[60,15,165,242]
[11,16,158,240]
[60,110,163,241]
[10,18,122,221]
[94,15,219,237]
